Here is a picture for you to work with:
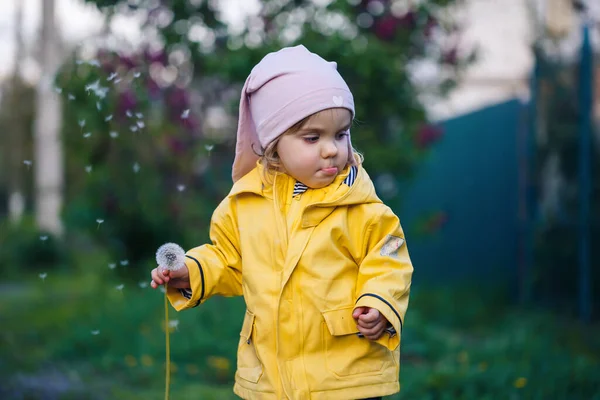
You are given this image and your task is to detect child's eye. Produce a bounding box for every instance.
[336,130,349,140]
[303,136,319,143]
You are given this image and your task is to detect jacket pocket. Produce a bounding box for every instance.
[321,305,391,377]
[236,310,264,383]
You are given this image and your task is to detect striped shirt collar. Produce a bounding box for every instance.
[292,165,358,197]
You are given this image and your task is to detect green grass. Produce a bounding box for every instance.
[1,269,599,399]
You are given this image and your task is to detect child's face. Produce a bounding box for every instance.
[276,108,352,189]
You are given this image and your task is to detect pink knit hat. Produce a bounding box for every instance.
[231,45,355,182]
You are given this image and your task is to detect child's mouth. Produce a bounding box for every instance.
[321,167,338,176]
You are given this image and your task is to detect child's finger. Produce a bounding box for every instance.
[358,308,380,323]
[357,318,380,329]
[352,306,368,319]
[151,269,163,285]
[357,319,386,340]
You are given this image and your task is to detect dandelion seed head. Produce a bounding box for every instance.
[156,243,185,271]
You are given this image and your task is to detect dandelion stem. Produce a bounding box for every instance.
[165,290,171,400]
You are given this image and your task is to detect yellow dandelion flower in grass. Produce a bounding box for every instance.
[186,364,200,375]
[208,356,231,373]
[139,325,151,336]
[478,362,488,372]
[141,355,154,367]
[125,355,137,367]
[457,351,468,363]
[514,377,527,389]
[170,362,179,373]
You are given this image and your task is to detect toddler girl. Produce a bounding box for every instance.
[151,45,413,400]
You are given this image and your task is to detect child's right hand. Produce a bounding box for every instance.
[150,265,190,289]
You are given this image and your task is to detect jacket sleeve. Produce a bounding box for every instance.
[355,204,413,351]
[167,196,243,311]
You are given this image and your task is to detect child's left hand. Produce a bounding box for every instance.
[352,306,389,340]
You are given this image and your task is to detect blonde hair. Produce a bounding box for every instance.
[255,112,363,183]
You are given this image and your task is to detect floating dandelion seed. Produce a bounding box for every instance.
[68,94,75,101]
[133,163,140,173]
[134,71,141,78]
[135,112,143,119]
[107,72,118,81]
[168,320,180,330]
[96,102,102,111]
[88,59,100,67]
[23,160,32,169]
[205,144,214,152]
[40,235,48,242]
[130,125,138,132]
[126,110,133,118]
[120,260,129,266]
[85,165,92,173]
[91,330,100,335]
[85,80,109,99]
[116,284,124,291]
[181,109,190,119]
[177,184,186,192]
[39,272,48,281]
[109,263,117,269]
[109,131,119,138]
[54,87,62,94]
[96,219,104,229]
[83,132,92,138]
[113,78,122,84]
[137,121,145,129]
[105,115,113,122]
[159,286,166,293]
[139,281,148,288]
[78,119,86,128]
[76,60,84,65]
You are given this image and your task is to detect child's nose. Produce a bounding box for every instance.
[321,140,338,158]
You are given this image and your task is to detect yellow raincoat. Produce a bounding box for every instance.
[167,160,413,399]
